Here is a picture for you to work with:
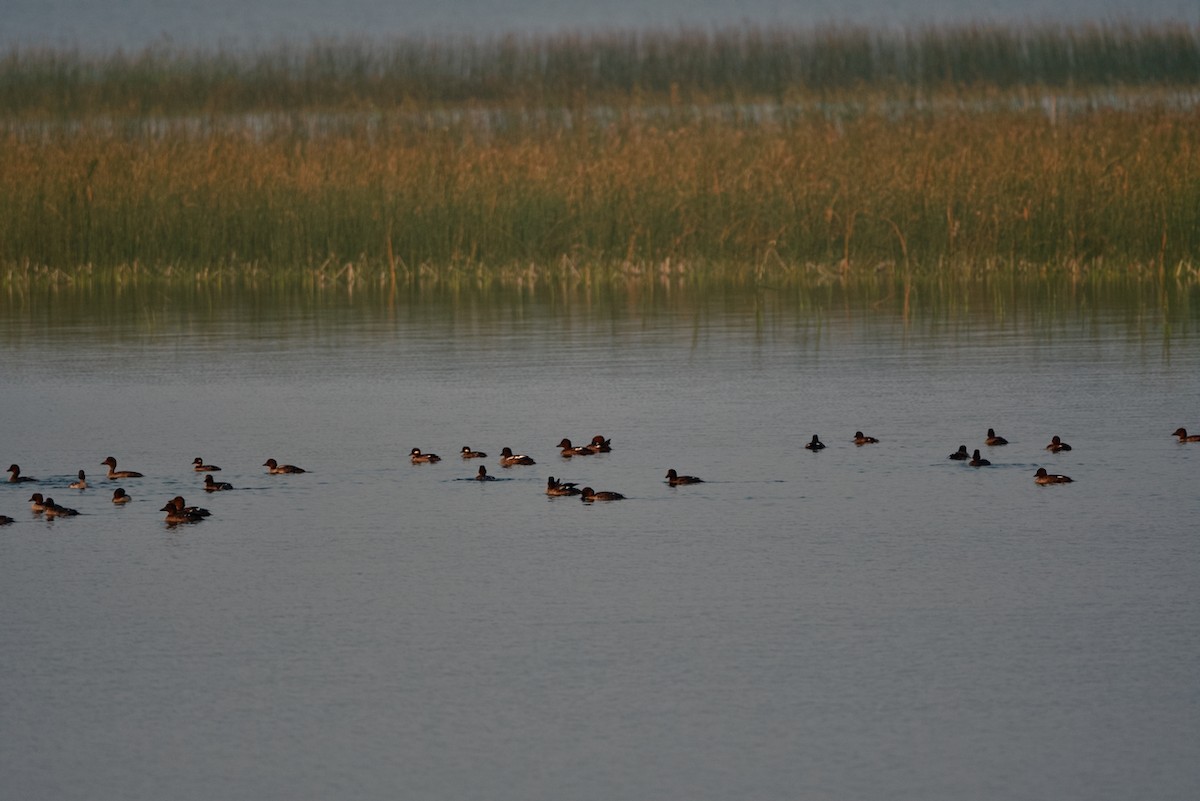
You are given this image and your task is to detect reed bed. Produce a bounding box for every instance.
[2,104,1198,278]
[2,23,1199,116]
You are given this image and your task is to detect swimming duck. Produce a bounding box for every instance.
[969,449,991,467]
[665,469,703,486]
[170,496,211,517]
[263,458,307,474]
[948,445,970,460]
[546,476,581,496]
[43,497,79,517]
[460,446,488,458]
[1034,467,1073,484]
[588,435,612,453]
[111,488,131,504]
[580,487,625,501]
[192,457,221,471]
[499,447,536,466]
[28,493,47,513]
[410,448,441,464]
[161,502,205,525]
[0,515,13,525]
[203,474,234,491]
[68,470,87,489]
[7,464,37,483]
[101,456,144,479]
[985,428,1009,446]
[852,431,880,445]
[473,465,497,481]
[1172,427,1200,442]
[1045,435,1072,453]
[805,435,826,451]
[557,438,593,457]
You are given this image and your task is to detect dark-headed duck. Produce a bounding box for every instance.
[588,435,612,453]
[460,446,487,459]
[852,431,880,445]
[193,457,221,471]
[499,447,536,466]
[1034,467,1073,485]
[665,469,703,486]
[1172,427,1200,442]
[410,448,441,464]
[1045,435,1072,453]
[948,445,970,460]
[29,493,47,513]
[580,487,625,501]
[102,456,144,479]
[474,465,496,481]
[985,428,1009,446]
[546,476,581,496]
[969,449,991,467]
[111,488,131,504]
[264,458,307,474]
[68,470,87,489]
[805,435,826,451]
[171,496,210,517]
[7,464,37,483]
[161,502,204,525]
[557,439,594,457]
[43,497,79,517]
[203,474,234,491]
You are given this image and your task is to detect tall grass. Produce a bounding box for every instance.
[2,104,1197,276]
[2,23,1198,116]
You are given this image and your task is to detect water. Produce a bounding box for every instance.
[5,0,1197,52]
[2,283,1198,800]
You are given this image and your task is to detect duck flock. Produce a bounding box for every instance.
[4,427,1199,527]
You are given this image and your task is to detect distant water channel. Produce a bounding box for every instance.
[2,278,1198,801]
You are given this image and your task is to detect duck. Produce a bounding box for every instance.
[969,449,991,467]
[665,469,703,486]
[546,476,581,496]
[580,487,626,501]
[170,496,211,517]
[43,497,80,517]
[192,457,221,471]
[203,474,234,491]
[1034,467,1073,485]
[111,488,131,504]
[410,448,441,464]
[29,493,47,513]
[1045,435,1072,453]
[588,435,612,453]
[805,435,826,451]
[473,465,497,481]
[948,445,970,460]
[68,470,88,490]
[263,458,307,474]
[852,431,880,445]
[1172,427,1200,442]
[460,446,487,458]
[161,502,205,525]
[985,428,1009,446]
[0,515,13,525]
[7,464,37,483]
[557,438,594,457]
[101,456,144,479]
[499,447,536,466]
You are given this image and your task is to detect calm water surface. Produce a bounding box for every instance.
[2,283,1198,800]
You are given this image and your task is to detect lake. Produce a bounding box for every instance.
[6,0,1197,52]
[2,278,1198,800]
